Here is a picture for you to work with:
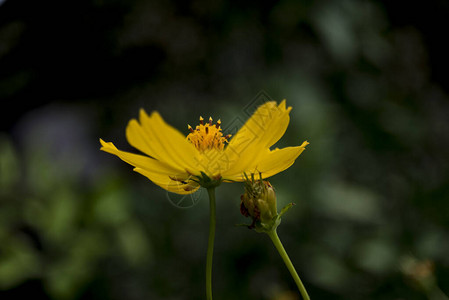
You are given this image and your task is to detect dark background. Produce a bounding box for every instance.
[1,0,449,299]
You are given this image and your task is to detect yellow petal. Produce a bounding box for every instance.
[191,149,225,178]
[228,100,291,149]
[128,109,200,174]
[127,117,197,172]
[134,167,200,195]
[126,118,161,159]
[100,139,189,179]
[256,142,308,178]
[259,100,292,148]
[222,100,292,176]
[100,139,198,194]
[223,141,309,181]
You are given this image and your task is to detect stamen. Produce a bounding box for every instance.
[186,116,231,152]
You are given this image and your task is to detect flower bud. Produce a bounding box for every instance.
[240,174,277,227]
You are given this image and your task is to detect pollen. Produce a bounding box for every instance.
[186,116,231,152]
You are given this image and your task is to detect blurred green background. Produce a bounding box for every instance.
[1,0,449,299]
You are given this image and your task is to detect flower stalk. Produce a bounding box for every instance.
[206,187,216,300]
[239,174,310,300]
[267,229,310,300]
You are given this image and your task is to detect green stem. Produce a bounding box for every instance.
[206,187,216,300]
[267,229,310,300]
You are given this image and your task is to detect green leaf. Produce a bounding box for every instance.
[279,202,295,218]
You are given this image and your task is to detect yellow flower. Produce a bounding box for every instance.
[100,100,309,194]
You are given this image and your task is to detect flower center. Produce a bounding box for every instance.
[186,116,231,152]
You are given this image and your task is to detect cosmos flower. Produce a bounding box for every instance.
[100,100,308,194]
